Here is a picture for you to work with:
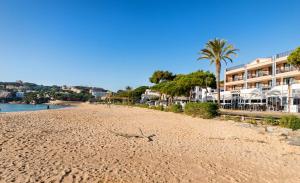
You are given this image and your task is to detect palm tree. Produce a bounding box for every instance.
[198,38,238,106]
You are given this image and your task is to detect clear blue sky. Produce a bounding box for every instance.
[0,0,299,91]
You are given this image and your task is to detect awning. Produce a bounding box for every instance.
[265,85,288,98]
[220,91,232,100]
[240,88,264,100]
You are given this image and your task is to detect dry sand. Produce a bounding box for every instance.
[1,104,300,183]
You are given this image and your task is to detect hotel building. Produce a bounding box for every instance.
[223,50,300,112]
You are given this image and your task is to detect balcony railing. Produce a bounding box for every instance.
[276,67,297,74]
[226,64,245,71]
[227,77,244,82]
[276,80,300,86]
[233,77,244,81]
[275,50,292,59]
[247,73,271,79]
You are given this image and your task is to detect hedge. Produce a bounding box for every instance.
[280,115,300,130]
[168,104,183,113]
[184,102,218,119]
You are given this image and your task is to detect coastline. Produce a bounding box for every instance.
[0,101,72,113]
[1,104,300,182]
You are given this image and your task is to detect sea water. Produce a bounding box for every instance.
[0,104,65,112]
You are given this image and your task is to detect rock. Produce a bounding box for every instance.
[279,128,292,136]
[240,123,253,128]
[287,137,300,146]
[292,129,300,137]
[266,126,275,133]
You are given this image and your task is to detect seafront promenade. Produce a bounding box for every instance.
[221,109,300,118]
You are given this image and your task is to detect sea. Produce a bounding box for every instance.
[0,104,65,112]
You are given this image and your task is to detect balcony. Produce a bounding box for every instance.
[276,67,297,74]
[276,80,300,86]
[226,77,245,86]
[233,77,244,82]
[261,86,272,91]
[247,72,271,79]
[247,86,271,92]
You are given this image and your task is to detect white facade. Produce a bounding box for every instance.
[89,88,107,98]
[192,86,216,102]
[141,89,161,103]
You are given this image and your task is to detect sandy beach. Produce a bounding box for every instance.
[1,104,300,183]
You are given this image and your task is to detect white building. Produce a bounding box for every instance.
[16,91,24,98]
[90,88,108,98]
[62,86,83,93]
[141,89,161,103]
[192,86,216,102]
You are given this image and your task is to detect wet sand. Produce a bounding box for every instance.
[0,104,300,183]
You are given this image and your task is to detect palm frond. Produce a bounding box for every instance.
[198,38,238,67]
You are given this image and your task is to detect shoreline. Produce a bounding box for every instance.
[0,102,72,113]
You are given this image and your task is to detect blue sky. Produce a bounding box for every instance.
[0,0,299,91]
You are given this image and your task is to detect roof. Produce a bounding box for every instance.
[226,50,293,72]
[91,87,107,92]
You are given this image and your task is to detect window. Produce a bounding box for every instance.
[233,75,237,81]
[269,67,272,75]
[268,80,272,87]
[294,99,300,105]
[276,81,280,86]
[256,69,263,77]
[283,77,294,85]
[284,63,291,72]
[256,82,262,88]
[232,74,241,81]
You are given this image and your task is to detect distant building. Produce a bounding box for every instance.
[5,83,24,90]
[89,88,108,98]
[15,91,24,98]
[141,89,161,103]
[0,91,12,98]
[70,87,83,93]
[62,86,84,93]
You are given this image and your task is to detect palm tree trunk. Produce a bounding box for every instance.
[216,62,221,106]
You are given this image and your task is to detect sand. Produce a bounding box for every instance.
[1,104,300,183]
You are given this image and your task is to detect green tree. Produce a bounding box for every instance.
[131,86,149,102]
[149,70,175,84]
[174,70,216,101]
[198,38,238,106]
[288,47,300,69]
[151,70,216,104]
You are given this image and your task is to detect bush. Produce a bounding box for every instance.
[245,118,258,125]
[221,115,241,122]
[279,115,300,130]
[263,116,279,126]
[231,116,241,122]
[222,115,232,121]
[184,102,218,119]
[150,105,164,111]
[135,104,149,108]
[168,104,183,113]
